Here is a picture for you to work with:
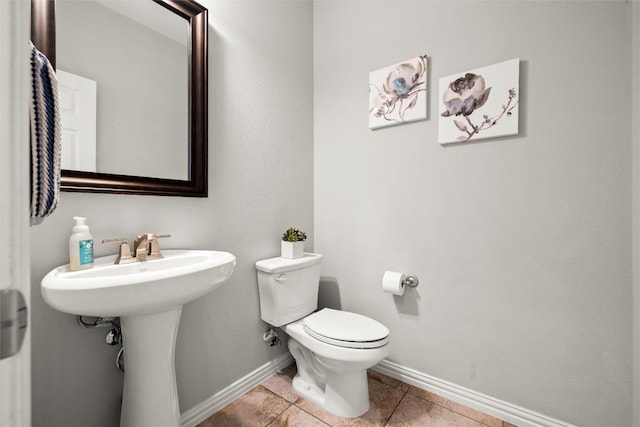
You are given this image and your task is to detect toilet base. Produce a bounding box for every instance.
[292,369,370,418]
[284,317,390,419]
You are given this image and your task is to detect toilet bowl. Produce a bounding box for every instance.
[255,253,390,418]
[285,308,390,417]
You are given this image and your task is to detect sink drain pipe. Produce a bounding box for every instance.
[76,315,125,371]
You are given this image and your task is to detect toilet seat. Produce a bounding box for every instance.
[303,308,390,349]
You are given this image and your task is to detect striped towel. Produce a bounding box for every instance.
[29,41,61,226]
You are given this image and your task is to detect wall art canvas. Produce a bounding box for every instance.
[369,55,428,129]
[438,58,519,145]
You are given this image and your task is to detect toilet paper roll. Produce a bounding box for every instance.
[383,271,405,296]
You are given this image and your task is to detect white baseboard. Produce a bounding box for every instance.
[372,359,576,427]
[180,353,294,427]
[181,355,575,427]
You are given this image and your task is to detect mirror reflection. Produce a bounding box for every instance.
[56,0,189,180]
[31,0,208,196]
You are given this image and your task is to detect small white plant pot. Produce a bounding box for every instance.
[281,241,304,259]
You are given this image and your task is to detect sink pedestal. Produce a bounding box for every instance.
[120,306,183,427]
[41,250,236,426]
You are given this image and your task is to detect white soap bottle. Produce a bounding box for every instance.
[69,216,94,271]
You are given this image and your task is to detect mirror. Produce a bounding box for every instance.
[31,0,208,197]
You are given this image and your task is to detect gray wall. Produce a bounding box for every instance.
[30,1,313,426]
[633,3,640,427]
[313,2,632,427]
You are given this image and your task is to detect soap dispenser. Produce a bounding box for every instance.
[69,216,94,271]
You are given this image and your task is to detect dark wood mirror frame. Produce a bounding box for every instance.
[31,0,208,197]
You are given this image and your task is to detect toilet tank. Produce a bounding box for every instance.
[255,253,323,327]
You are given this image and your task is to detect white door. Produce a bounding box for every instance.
[0,1,32,426]
[57,70,97,172]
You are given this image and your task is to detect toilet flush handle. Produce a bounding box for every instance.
[274,274,287,282]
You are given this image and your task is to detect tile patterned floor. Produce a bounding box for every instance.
[197,364,519,427]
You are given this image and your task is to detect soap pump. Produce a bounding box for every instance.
[69,216,94,271]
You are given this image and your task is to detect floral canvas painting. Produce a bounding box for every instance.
[369,55,428,129]
[438,58,519,145]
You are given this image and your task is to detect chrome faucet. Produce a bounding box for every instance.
[103,234,171,264]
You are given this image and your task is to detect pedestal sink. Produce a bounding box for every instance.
[41,249,236,427]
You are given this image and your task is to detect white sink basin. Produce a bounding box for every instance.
[41,249,236,317]
[41,249,236,427]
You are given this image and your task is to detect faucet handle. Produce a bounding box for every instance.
[150,234,171,240]
[148,234,171,260]
[102,238,135,264]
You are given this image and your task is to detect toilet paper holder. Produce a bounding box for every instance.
[402,274,419,288]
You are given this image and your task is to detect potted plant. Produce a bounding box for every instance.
[281,227,306,259]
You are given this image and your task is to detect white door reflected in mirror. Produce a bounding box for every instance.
[58,69,97,172]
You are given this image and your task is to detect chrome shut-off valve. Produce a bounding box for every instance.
[263,328,281,346]
[106,328,122,345]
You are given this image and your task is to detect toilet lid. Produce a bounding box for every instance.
[303,308,389,349]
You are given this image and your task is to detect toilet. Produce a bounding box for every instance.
[255,253,390,418]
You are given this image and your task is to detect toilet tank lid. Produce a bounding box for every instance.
[255,253,323,274]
